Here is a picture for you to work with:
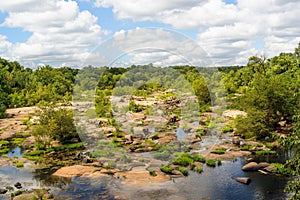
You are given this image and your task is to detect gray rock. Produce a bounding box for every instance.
[0,188,7,194]
[14,182,22,189]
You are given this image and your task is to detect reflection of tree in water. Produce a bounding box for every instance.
[33,167,73,188]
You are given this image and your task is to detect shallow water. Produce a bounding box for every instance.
[0,157,291,200]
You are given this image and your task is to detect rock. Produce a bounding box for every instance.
[98,118,109,127]
[52,165,95,178]
[82,157,93,164]
[192,137,201,144]
[5,186,14,191]
[263,165,277,173]
[14,182,22,189]
[242,162,259,171]
[234,177,251,185]
[258,169,269,174]
[257,162,270,168]
[232,136,242,145]
[0,188,8,194]
[102,127,116,135]
[125,135,132,141]
[132,127,148,138]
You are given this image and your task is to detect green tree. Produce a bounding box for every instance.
[32,105,78,148]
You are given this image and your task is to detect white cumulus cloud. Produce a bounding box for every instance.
[0,0,107,67]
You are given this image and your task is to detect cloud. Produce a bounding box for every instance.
[84,28,211,67]
[94,0,300,65]
[0,35,12,54]
[0,0,107,67]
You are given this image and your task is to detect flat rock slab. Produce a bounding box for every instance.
[52,165,96,178]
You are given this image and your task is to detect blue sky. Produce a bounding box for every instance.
[0,0,299,68]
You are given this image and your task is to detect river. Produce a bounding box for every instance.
[0,155,291,200]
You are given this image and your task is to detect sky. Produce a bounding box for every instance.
[0,0,299,68]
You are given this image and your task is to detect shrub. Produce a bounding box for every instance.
[177,167,189,176]
[217,158,222,166]
[221,124,233,133]
[147,168,157,176]
[107,160,116,169]
[211,148,227,154]
[173,153,194,167]
[160,165,173,174]
[32,105,78,146]
[0,140,9,145]
[193,166,203,173]
[255,150,276,155]
[191,154,206,163]
[206,159,216,167]
[240,145,253,151]
[16,162,24,168]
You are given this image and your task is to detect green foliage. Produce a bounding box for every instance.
[240,145,254,151]
[255,150,276,155]
[32,105,78,147]
[11,190,22,197]
[160,165,173,174]
[211,148,227,155]
[0,140,9,145]
[172,153,194,167]
[16,161,24,168]
[206,159,216,167]
[284,179,300,200]
[221,124,233,133]
[217,158,222,166]
[176,166,189,176]
[12,138,24,145]
[128,99,146,112]
[193,166,203,173]
[107,160,117,169]
[191,154,206,163]
[147,168,157,176]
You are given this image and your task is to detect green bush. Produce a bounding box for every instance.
[255,150,276,155]
[221,124,233,133]
[160,165,173,174]
[191,154,206,163]
[16,162,24,168]
[177,167,189,176]
[240,145,253,151]
[211,148,227,154]
[206,159,216,167]
[107,160,117,169]
[173,153,194,167]
[0,140,9,145]
[193,166,203,173]
[217,158,222,166]
[147,168,157,176]
[23,150,45,156]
